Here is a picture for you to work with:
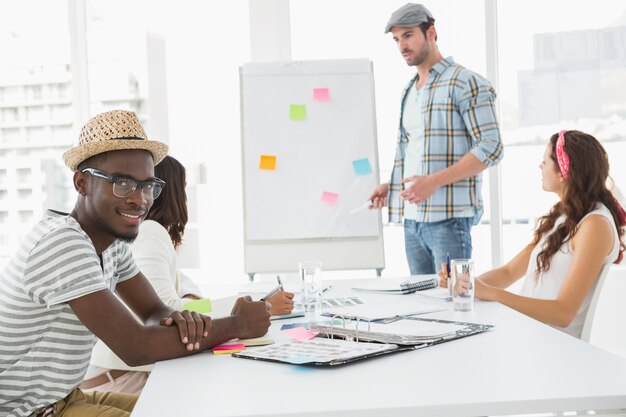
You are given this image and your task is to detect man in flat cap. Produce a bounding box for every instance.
[370,3,503,275]
[0,110,271,417]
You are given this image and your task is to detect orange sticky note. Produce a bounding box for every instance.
[313,88,330,102]
[259,155,276,170]
[321,191,339,205]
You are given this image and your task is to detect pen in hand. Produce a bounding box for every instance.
[260,286,281,302]
[260,276,284,302]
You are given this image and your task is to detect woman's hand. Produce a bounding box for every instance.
[266,291,295,315]
[438,262,449,288]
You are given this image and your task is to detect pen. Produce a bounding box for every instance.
[446,253,452,297]
[276,275,284,290]
[260,285,281,302]
[349,200,374,215]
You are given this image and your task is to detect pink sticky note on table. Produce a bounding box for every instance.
[321,191,339,205]
[213,343,245,351]
[283,327,320,341]
[313,88,330,102]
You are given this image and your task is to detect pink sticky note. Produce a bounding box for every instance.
[313,88,330,102]
[321,191,339,205]
[214,343,245,351]
[282,327,320,341]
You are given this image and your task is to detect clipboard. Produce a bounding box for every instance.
[232,338,412,366]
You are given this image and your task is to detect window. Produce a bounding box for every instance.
[17,189,32,200]
[497,0,626,263]
[16,168,31,184]
[18,210,34,223]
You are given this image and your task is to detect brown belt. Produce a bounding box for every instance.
[80,369,130,390]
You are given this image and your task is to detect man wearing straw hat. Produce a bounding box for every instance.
[0,110,271,417]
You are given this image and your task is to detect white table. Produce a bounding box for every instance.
[132,279,626,417]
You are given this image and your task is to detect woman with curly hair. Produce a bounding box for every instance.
[440,130,625,338]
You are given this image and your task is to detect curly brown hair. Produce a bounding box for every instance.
[531,130,625,274]
[147,155,188,249]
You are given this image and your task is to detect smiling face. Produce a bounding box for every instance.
[75,149,156,250]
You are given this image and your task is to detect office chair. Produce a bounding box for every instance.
[580,263,611,343]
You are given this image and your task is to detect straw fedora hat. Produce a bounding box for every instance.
[63,110,169,171]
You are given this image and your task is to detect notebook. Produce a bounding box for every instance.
[351,275,439,294]
[310,317,494,346]
[232,337,410,366]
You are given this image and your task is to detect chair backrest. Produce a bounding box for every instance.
[580,264,611,342]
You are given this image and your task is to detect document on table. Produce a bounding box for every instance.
[310,317,494,346]
[232,337,407,366]
[321,300,445,323]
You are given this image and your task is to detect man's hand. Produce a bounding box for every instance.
[161,311,212,352]
[369,183,389,209]
[230,296,271,339]
[400,175,438,204]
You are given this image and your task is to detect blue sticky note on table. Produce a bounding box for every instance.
[352,158,372,175]
[280,320,341,331]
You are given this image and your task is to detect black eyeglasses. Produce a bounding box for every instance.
[81,168,166,200]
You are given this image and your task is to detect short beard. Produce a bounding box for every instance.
[407,41,430,67]
[93,215,138,243]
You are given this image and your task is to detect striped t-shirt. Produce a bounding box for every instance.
[0,210,139,417]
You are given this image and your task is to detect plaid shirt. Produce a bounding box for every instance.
[388,57,503,224]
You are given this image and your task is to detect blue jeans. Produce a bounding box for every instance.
[404,218,473,275]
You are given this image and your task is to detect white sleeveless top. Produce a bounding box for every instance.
[520,203,619,338]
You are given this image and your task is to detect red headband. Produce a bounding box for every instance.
[556,130,570,179]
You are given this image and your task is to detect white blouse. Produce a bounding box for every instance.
[520,204,619,338]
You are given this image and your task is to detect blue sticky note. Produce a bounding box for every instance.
[280,322,311,330]
[352,158,372,176]
[280,320,340,331]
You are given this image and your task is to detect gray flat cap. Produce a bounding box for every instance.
[384,3,434,33]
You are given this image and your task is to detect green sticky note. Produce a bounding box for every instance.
[289,104,307,121]
[183,298,212,314]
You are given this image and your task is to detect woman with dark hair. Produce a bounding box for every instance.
[440,130,625,338]
[83,156,293,394]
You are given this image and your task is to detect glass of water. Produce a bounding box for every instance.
[450,259,475,312]
[298,260,323,314]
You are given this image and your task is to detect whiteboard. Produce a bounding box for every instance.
[240,59,385,274]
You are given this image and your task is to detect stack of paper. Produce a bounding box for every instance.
[321,301,445,323]
[310,318,467,345]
